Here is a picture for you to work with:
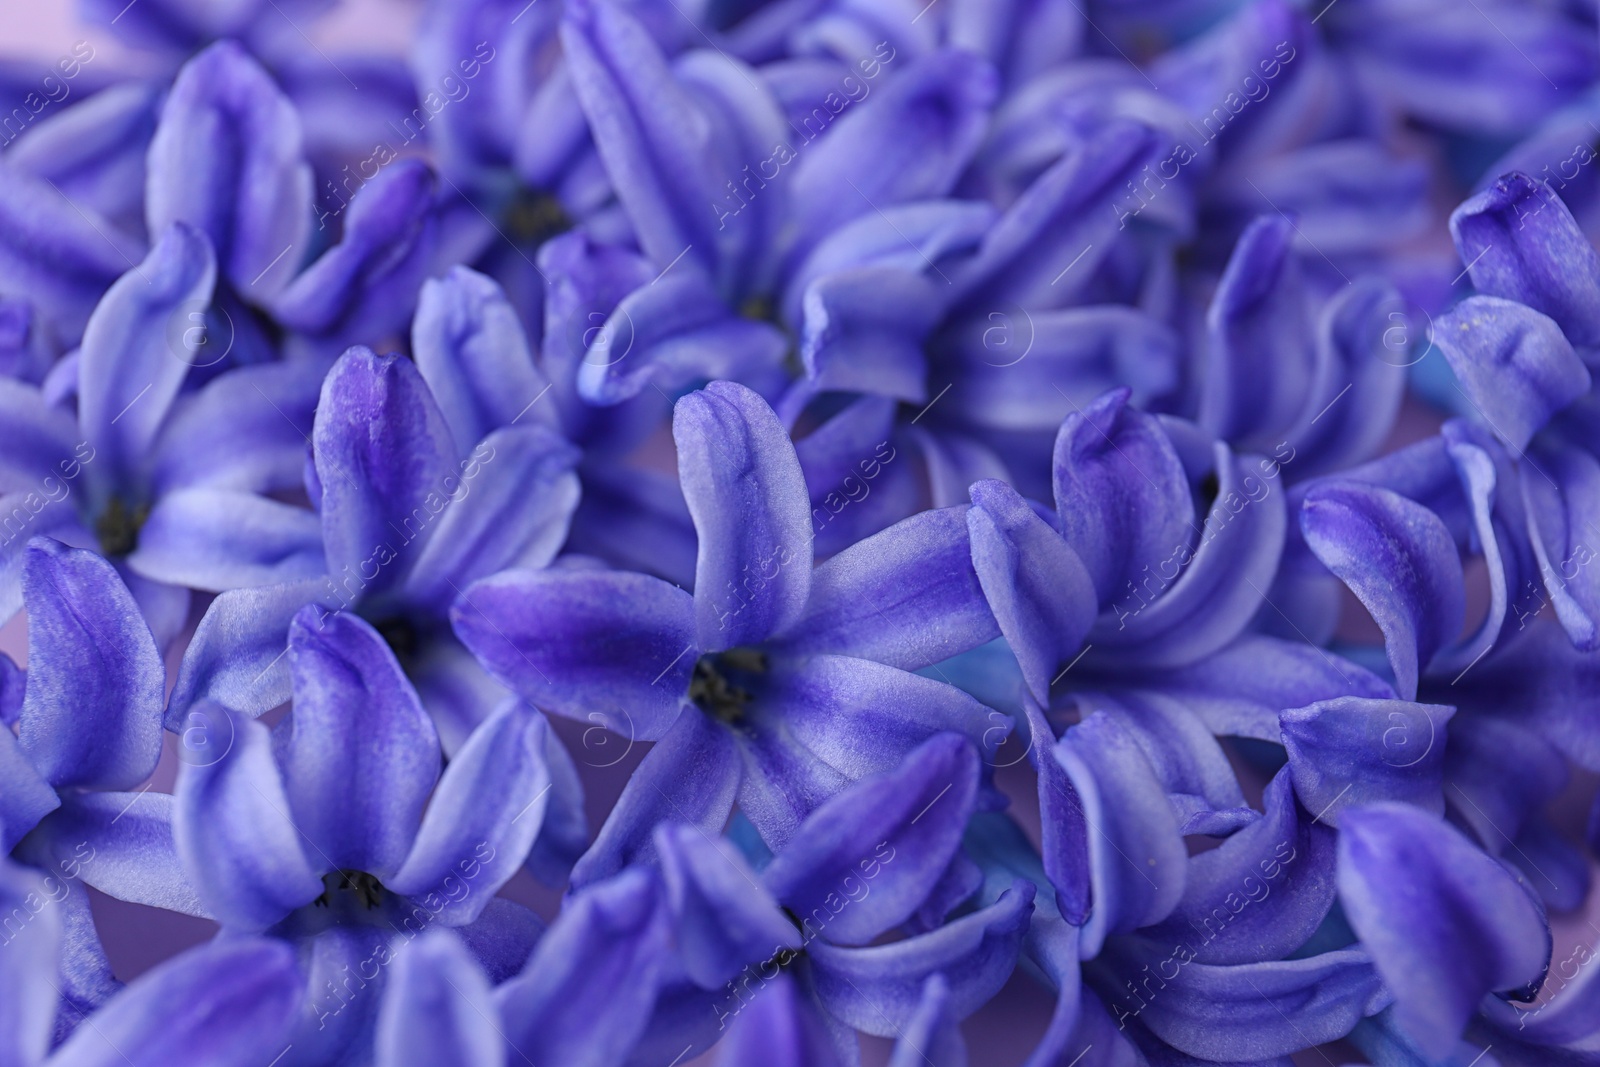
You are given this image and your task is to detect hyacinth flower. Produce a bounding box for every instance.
[168,344,583,762]
[622,733,1034,1065]
[0,852,303,1067]
[144,41,441,365]
[1314,0,1598,141]
[552,0,998,408]
[1334,802,1567,1064]
[170,608,558,1067]
[0,539,208,1028]
[453,380,1002,876]
[0,222,322,645]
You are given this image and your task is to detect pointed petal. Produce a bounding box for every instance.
[174,706,322,930]
[1450,171,1600,348]
[798,267,941,402]
[1301,482,1465,699]
[569,707,741,889]
[78,222,216,487]
[146,41,311,301]
[390,703,550,924]
[1522,441,1600,650]
[560,0,719,272]
[1280,697,1455,824]
[374,929,505,1067]
[780,504,999,670]
[36,792,209,917]
[313,347,456,601]
[47,938,302,1067]
[1052,388,1194,606]
[967,480,1095,704]
[398,425,581,614]
[790,50,996,253]
[766,734,980,946]
[1140,768,1338,965]
[18,538,163,791]
[166,576,330,724]
[412,265,555,449]
[271,159,438,347]
[495,868,671,1067]
[808,881,1034,1037]
[450,568,695,741]
[1199,215,1316,448]
[675,381,812,649]
[655,822,799,989]
[1055,712,1187,956]
[1430,296,1590,453]
[128,488,326,592]
[1338,803,1549,1060]
[281,609,441,879]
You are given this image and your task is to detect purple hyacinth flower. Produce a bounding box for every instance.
[453,380,1001,875]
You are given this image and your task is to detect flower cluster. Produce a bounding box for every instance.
[1,0,1598,1063]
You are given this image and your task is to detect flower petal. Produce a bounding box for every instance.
[149,360,322,496]
[1138,768,1338,966]
[1280,697,1455,825]
[714,971,845,1067]
[655,822,799,989]
[1300,481,1465,699]
[47,937,302,1067]
[1338,803,1550,1060]
[174,706,322,930]
[1430,296,1590,453]
[390,703,550,924]
[966,480,1094,704]
[789,50,996,256]
[166,576,330,724]
[77,222,215,490]
[146,41,311,301]
[675,381,812,650]
[569,707,742,889]
[451,568,696,741]
[560,0,719,273]
[1451,171,1600,348]
[495,868,671,1067]
[412,265,557,450]
[281,608,441,879]
[374,929,505,1067]
[0,856,61,1067]
[313,347,456,602]
[1052,388,1194,607]
[1090,941,1387,1062]
[35,792,209,917]
[1055,712,1187,956]
[129,488,326,592]
[808,881,1034,1037]
[397,425,581,615]
[765,733,980,946]
[271,159,438,349]
[0,378,77,493]
[0,727,59,852]
[18,538,163,791]
[779,504,999,671]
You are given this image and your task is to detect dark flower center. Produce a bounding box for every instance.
[314,869,384,910]
[505,189,573,246]
[1196,470,1220,516]
[95,497,148,557]
[372,616,420,664]
[688,647,768,724]
[739,294,777,325]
